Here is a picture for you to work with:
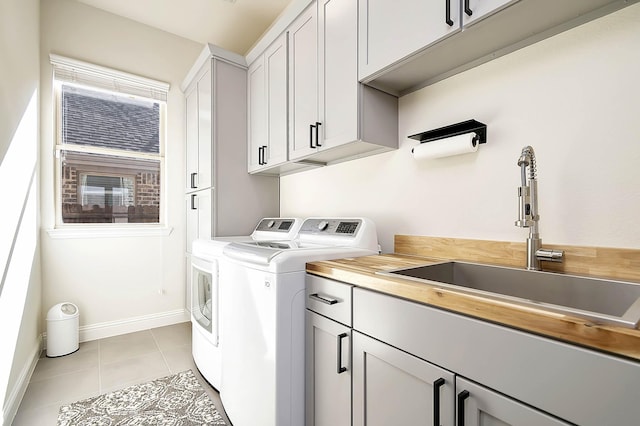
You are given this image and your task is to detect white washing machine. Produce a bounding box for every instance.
[220,218,380,426]
[190,218,302,391]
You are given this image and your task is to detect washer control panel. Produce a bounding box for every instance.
[255,218,297,233]
[299,219,362,236]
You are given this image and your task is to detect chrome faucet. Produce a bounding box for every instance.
[515,146,564,270]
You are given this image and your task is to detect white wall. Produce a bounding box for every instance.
[0,0,41,420]
[281,4,640,253]
[40,0,202,332]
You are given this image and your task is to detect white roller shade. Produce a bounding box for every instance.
[50,54,170,102]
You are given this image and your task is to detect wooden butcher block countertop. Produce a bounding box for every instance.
[306,251,640,362]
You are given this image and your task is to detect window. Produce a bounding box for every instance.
[51,55,169,226]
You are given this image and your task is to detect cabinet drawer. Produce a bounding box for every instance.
[306,274,352,326]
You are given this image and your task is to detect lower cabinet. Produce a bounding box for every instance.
[305,311,351,426]
[352,331,455,426]
[455,377,569,426]
[306,274,595,425]
[351,330,571,426]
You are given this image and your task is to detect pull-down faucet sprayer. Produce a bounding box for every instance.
[515,146,564,271]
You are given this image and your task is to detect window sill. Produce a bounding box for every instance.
[46,225,173,239]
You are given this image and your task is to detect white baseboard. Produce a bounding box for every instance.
[42,308,190,347]
[4,337,41,426]
[79,309,190,343]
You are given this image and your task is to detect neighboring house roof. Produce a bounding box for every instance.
[62,85,160,153]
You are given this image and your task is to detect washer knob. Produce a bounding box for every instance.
[317,220,329,231]
[267,220,275,228]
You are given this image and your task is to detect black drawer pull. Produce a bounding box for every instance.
[433,378,445,426]
[457,390,470,426]
[337,332,348,374]
[190,194,197,210]
[464,0,472,16]
[309,293,338,305]
[190,172,197,189]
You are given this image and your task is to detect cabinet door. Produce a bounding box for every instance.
[288,3,319,160]
[353,331,455,426]
[306,311,351,426]
[185,189,213,254]
[248,56,266,172]
[456,377,570,426]
[185,193,198,253]
[358,0,460,81]
[196,188,212,240]
[462,0,519,27]
[197,66,212,189]
[248,35,288,173]
[318,0,358,150]
[185,85,199,192]
[265,34,289,166]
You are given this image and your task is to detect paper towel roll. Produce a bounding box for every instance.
[411,132,478,160]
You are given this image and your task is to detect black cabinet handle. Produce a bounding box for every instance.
[258,145,267,165]
[464,0,472,16]
[315,122,322,147]
[433,378,445,426]
[190,172,197,189]
[445,0,454,26]
[457,390,470,426]
[310,123,316,148]
[190,194,197,210]
[309,293,338,305]
[336,332,348,374]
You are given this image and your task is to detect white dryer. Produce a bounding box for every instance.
[220,218,380,426]
[190,218,302,390]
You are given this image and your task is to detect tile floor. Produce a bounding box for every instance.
[12,321,231,425]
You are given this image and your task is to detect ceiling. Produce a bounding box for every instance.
[75,0,293,55]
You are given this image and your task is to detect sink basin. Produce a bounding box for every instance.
[379,261,640,328]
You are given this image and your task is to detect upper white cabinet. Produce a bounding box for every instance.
[247,0,399,175]
[358,0,461,81]
[288,5,319,161]
[359,0,636,95]
[182,44,279,252]
[248,34,289,173]
[289,0,398,166]
[315,0,398,163]
[247,56,266,172]
[185,68,212,192]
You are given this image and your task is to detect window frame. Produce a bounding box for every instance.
[50,55,169,231]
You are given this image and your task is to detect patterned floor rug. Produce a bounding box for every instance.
[57,369,226,425]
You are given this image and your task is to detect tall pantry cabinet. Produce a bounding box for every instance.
[182,44,279,310]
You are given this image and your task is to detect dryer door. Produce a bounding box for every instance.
[191,256,219,345]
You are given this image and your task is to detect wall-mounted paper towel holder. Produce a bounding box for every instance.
[409,119,487,147]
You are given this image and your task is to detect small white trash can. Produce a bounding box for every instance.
[46,302,79,357]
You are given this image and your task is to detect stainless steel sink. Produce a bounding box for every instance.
[379,261,640,328]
